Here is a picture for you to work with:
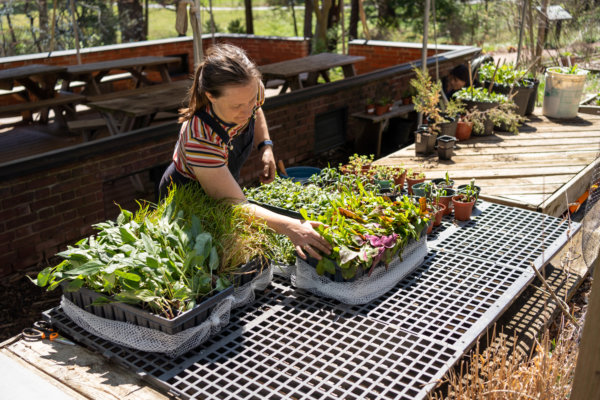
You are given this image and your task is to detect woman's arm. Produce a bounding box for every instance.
[253,108,276,184]
[192,165,331,259]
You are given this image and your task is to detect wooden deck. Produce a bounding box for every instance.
[374,109,600,217]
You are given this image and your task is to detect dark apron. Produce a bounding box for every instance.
[159,110,255,199]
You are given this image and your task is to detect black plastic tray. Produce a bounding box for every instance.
[228,256,269,287]
[62,285,234,335]
[247,199,304,219]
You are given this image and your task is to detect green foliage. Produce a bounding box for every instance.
[31,184,272,319]
[302,183,429,279]
[478,62,528,87]
[547,66,588,76]
[410,67,443,133]
[227,19,246,34]
[244,176,337,216]
[453,87,508,104]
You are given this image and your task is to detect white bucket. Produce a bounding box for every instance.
[542,67,588,119]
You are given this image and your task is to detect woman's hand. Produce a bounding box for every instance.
[285,219,332,260]
[259,146,276,184]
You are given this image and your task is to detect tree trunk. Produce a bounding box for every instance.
[326,0,340,51]
[304,0,313,39]
[535,0,549,70]
[117,0,146,42]
[39,0,48,41]
[349,0,358,40]
[313,0,332,53]
[244,0,254,34]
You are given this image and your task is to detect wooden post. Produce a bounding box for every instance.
[570,249,600,399]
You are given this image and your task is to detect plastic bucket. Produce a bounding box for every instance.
[282,167,321,184]
[542,67,588,119]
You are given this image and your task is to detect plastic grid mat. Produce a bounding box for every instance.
[43,200,577,400]
[338,250,526,348]
[164,296,459,400]
[430,202,574,269]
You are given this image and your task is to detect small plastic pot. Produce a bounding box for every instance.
[434,188,456,215]
[436,135,457,160]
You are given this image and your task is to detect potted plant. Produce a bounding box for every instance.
[458,179,481,201]
[375,96,392,115]
[488,101,524,134]
[411,67,444,154]
[455,116,473,141]
[412,180,435,199]
[452,179,478,221]
[365,98,375,114]
[433,187,456,215]
[478,62,535,116]
[453,87,508,113]
[432,172,454,189]
[406,168,426,195]
[340,153,374,176]
[438,98,465,137]
[543,65,589,119]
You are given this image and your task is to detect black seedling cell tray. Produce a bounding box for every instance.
[247,199,304,219]
[62,285,234,335]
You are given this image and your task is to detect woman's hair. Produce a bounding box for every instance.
[179,43,261,122]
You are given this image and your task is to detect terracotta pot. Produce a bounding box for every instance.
[406,174,425,195]
[393,169,407,187]
[402,97,411,105]
[456,121,473,141]
[375,105,388,115]
[426,217,434,234]
[452,195,476,221]
[434,203,447,226]
[434,188,456,215]
[366,104,375,114]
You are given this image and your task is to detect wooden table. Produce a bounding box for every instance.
[351,102,415,157]
[0,64,82,124]
[258,53,365,94]
[60,56,181,95]
[86,79,191,136]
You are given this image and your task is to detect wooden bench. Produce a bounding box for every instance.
[0,92,85,124]
[66,118,107,141]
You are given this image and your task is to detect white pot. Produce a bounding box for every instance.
[542,67,588,119]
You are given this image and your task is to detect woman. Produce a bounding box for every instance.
[159,43,330,260]
[443,64,469,99]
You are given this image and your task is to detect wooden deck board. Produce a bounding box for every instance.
[375,111,600,217]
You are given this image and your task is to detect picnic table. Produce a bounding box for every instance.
[0,64,83,124]
[85,79,191,136]
[258,53,366,94]
[60,56,181,96]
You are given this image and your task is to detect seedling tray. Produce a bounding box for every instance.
[230,256,270,287]
[62,285,234,335]
[247,199,303,219]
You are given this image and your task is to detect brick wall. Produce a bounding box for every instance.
[0,40,479,279]
[0,34,309,76]
[349,40,465,75]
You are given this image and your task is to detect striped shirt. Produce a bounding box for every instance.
[173,81,265,179]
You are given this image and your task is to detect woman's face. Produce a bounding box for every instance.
[449,75,466,91]
[206,80,257,126]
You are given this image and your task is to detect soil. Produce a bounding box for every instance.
[0,258,62,342]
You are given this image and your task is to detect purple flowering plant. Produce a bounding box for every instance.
[300,181,429,280]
